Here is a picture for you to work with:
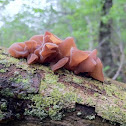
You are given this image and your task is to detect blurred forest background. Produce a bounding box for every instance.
[0,0,126,82]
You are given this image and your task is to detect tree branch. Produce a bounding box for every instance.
[85,16,94,50]
[0,46,126,125]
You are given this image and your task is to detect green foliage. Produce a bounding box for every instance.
[0,0,126,50]
[103,66,110,72]
[0,14,37,47]
[0,0,103,50]
[0,0,14,5]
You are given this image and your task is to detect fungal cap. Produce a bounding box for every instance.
[69,47,89,68]
[58,37,76,57]
[51,57,69,71]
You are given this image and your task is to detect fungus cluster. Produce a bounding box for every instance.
[8,31,104,82]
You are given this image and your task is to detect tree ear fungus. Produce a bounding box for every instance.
[89,58,104,82]
[44,31,62,45]
[51,57,69,71]
[8,42,29,58]
[8,31,104,82]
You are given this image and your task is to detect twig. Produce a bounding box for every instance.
[85,16,94,50]
[96,36,109,49]
[112,26,125,80]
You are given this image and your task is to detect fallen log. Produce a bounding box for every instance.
[0,46,125,125]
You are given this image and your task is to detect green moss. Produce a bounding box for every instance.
[9,75,22,83]
[72,76,84,84]
[96,94,126,124]
[0,60,8,66]
[103,84,119,97]
[9,57,20,64]
[17,92,27,99]
[86,97,95,106]
[48,107,62,120]
[0,57,13,67]
[35,64,51,72]
[103,84,126,102]
[39,80,48,91]
[7,56,33,73]
[14,71,20,75]
[0,102,7,111]
[94,93,99,97]
[22,79,29,84]
[15,78,22,83]
[40,72,65,90]
[85,115,95,120]
[8,73,37,99]
[101,105,126,123]
[57,82,65,89]
[64,76,73,83]
[0,88,14,97]
[25,87,79,120]
[31,69,83,121]
[90,79,104,91]
[9,74,31,90]
[0,69,6,73]
[44,73,58,84]
[0,54,7,60]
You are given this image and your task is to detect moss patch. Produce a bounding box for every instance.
[25,72,82,120]
[0,88,14,97]
[0,102,7,111]
[0,69,6,73]
[72,76,84,84]
[25,89,78,120]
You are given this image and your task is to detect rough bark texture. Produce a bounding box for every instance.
[0,46,126,125]
[99,0,116,76]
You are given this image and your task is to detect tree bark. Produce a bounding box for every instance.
[99,0,116,76]
[0,46,126,125]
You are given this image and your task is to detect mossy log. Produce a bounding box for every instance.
[0,46,126,125]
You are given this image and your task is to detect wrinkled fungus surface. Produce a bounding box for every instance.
[8,31,104,82]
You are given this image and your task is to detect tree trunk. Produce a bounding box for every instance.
[99,0,116,76]
[0,46,126,125]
